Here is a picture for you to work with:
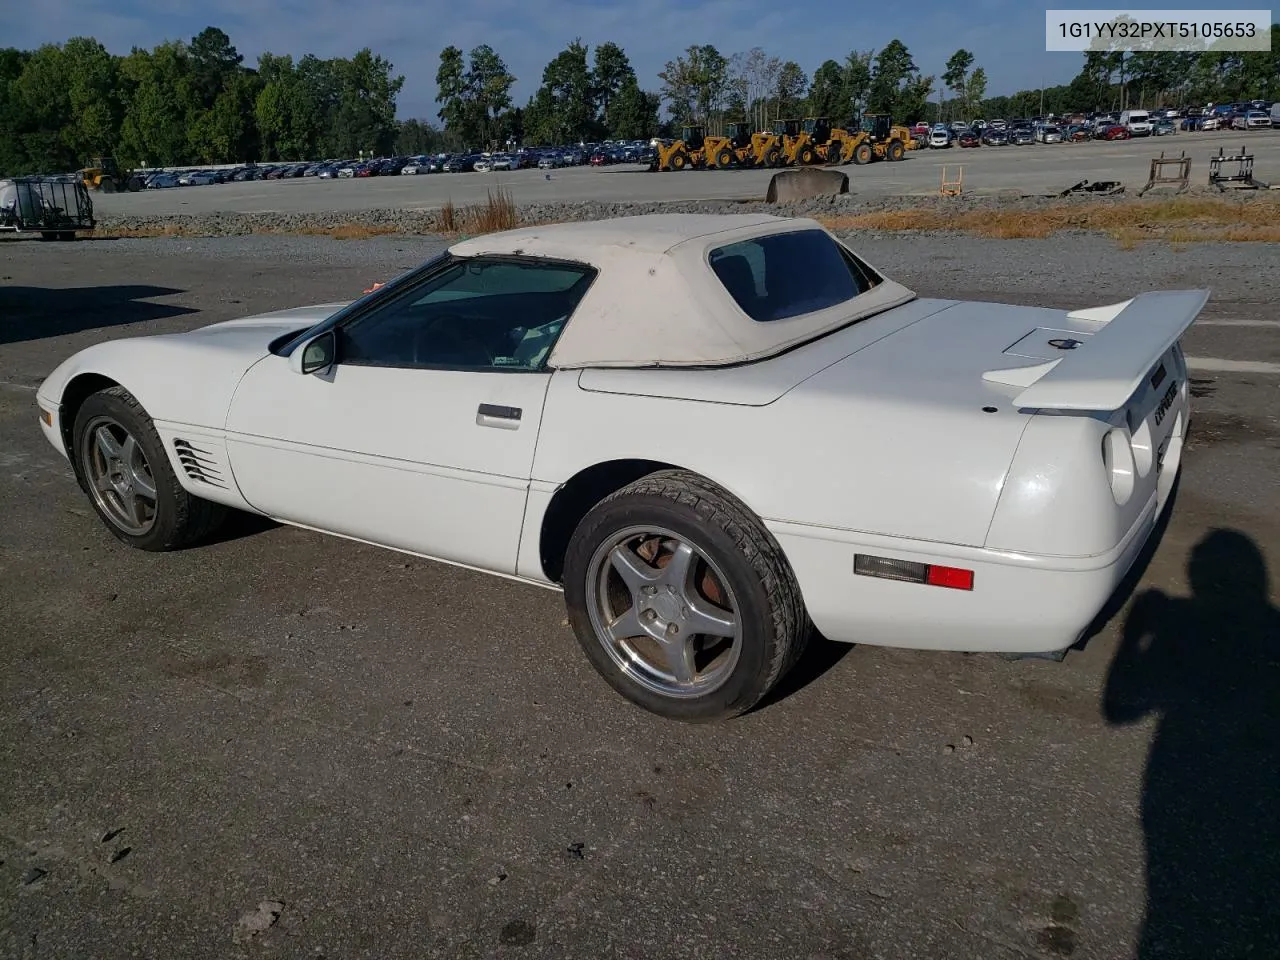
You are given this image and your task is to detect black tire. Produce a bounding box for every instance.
[887,139,906,161]
[71,385,227,551]
[715,148,733,169]
[670,150,688,170]
[563,469,809,722]
[798,146,815,165]
[853,142,873,165]
[764,147,781,168]
[39,231,57,241]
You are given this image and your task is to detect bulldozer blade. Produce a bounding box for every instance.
[765,167,849,203]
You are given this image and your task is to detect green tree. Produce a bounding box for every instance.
[189,26,242,109]
[659,44,728,125]
[530,39,596,143]
[435,46,472,142]
[805,59,847,118]
[868,39,933,123]
[116,42,199,167]
[774,60,807,118]
[465,44,515,148]
[965,67,988,117]
[0,48,33,173]
[592,42,634,127]
[607,76,660,138]
[942,48,974,119]
[329,49,404,156]
[844,50,873,117]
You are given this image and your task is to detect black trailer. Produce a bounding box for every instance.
[0,176,96,240]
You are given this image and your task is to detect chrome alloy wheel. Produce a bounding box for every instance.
[584,525,742,699]
[80,415,158,536]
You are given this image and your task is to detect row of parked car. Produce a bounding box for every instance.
[917,101,1278,150]
[140,139,662,189]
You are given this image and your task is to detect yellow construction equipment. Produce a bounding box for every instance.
[845,115,913,164]
[702,123,756,169]
[747,125,787,168]
[650,126,710,171]
[78,157,142,192]
[780,119,823,166]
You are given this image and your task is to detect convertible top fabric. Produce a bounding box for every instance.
[448,214,916,368]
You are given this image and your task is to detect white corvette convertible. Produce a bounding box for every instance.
[37,214,1202,721]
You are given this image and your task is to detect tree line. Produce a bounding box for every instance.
[1,26,1277,177]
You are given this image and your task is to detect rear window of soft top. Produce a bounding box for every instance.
[708,228,882,322]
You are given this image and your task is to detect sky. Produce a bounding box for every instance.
[9,0,1171,119]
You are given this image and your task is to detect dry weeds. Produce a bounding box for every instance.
[819,195,1280,245]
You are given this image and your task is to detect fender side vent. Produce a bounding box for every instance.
[173,438,227,489]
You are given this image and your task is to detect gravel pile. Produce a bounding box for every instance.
[96,184,1272,238]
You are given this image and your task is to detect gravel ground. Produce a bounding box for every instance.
[84,184,1278,237]
[1,233,1278,960]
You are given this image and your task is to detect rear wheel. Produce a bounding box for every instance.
[670,150,689,171]
[715,148,733,169]
[763,147,781,168]
[887,139,906,161]
[798,145,816,165]
[852,142,873,165]
[72,386,227,551]
[563,470,809,722]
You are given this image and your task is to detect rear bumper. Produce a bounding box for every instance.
[768,466,1174,654]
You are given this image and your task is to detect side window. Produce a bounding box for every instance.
[708,229,882,322]
[338,257,596,370]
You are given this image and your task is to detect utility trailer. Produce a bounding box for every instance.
[0,176,96,240]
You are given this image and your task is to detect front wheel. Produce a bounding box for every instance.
[72,386,227,551]
[563,470,809,722]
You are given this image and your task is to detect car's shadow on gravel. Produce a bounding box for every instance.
[748,629,853,714]
[0,285,199,345]
[199,510,281,548]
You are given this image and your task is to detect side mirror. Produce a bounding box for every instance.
[289,330,335,376]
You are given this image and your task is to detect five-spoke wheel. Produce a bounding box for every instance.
[586,526,742,699]
[565,469,809,722]
[80,415,158,536]
[71,385,226,551]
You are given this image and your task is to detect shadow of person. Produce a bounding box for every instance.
[1104,529,1280,959]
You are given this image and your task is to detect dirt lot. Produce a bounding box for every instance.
[1,233,1278,960]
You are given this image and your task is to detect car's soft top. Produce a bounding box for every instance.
[448,214,916,368]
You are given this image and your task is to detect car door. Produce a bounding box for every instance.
[223,254,598,574]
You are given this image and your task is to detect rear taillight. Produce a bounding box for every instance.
[1102,427,1136,505]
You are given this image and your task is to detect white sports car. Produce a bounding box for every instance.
[36,214,1202,721]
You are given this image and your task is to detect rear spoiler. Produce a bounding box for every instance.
[984,289,1209,411]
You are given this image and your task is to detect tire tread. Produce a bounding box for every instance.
[80,386,226,549]
[594,469,810,712]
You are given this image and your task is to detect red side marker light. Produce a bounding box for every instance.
[925,565,975,591]
[854,554,974,591]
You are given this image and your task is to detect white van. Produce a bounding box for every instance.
[1120,110,1152,136]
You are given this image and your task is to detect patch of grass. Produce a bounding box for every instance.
[95,224,194,239]
[438,185,519,235]
[820,195,1280,246]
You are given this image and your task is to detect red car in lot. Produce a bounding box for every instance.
[957,130,981,148]
[1098,124,1131,141]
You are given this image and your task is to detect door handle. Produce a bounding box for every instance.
[476,403,522,430]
